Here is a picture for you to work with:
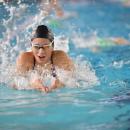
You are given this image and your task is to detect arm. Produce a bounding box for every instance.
[52,50,74,71]
[16,52,49,92]
[49,50,74,90]
[16,52,34,74]
[109,37,129,45]
[50,0,64,17]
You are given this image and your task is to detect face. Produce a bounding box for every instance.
[31,38,53,65]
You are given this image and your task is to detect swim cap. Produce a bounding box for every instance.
[31,25,54,46]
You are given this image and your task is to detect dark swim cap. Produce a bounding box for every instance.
[31,25,54,46]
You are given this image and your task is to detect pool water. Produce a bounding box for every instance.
[0,0,130,130]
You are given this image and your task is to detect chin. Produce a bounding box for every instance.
[38,59,46,64]
[35,57,44,64]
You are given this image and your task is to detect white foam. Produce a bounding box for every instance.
[0,2,99,90]
[54,56,99,88]
[72,31,98,49]
[0,56,99,90]
[54,35,69,52]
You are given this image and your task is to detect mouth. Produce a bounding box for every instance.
[38,55,46,60]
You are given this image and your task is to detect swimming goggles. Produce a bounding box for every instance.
[31,41,53,50]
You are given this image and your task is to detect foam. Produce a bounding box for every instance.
[0,1,99,90]
[0,55,99,90]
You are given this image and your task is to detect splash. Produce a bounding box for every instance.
[72,31,98,49]
[54,35,69,52]
[72,55,99,88]
[1,57,99,90]
[0,1,99,90]
[71,31,129,52]
[0,1,51,88]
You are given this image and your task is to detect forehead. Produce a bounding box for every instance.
[32,38,50,43]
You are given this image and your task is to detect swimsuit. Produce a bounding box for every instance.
[33,55,57,78]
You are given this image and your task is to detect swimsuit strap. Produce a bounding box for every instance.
[51,54,57,78]
[33,56,36,70]
[33,54,57,78]
[51,64,57,78]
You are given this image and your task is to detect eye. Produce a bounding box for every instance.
[34,46,40,50]
[43,45,51,49]
[44,45,50,48]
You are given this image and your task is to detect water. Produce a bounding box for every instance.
[0,0,130,130]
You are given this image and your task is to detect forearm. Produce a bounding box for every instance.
[31,77,65,91]
[50,0,63,17]
[30,78,50,92]
[50,78,65,90]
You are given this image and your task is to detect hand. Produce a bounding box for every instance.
[42,86,50,93]
[31,79,50,93]
[55,8,64,17]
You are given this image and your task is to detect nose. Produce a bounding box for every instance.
[38,48,45,54]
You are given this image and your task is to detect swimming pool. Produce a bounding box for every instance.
[0,0,130,130]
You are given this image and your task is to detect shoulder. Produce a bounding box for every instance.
[52,50,69,58]
[52,50,74,70]
[16,51,34,72]
[17,51,34,63]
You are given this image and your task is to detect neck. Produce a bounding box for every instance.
[36,60,52,67]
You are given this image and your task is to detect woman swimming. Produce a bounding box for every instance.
[16,25,74,92]
[39,0,63,17]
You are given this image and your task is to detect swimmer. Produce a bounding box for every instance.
[109,37,129,45]
[51,0,64,17]
[93,37,129,52]
[16,25,74,92]
[121,0,130,7]
[0,0,10,2]
[2,0,64,17]
[40,0,64,17]
[72,34,130,53]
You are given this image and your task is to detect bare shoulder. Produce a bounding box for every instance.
[16,51,34,72]
[52,50,74,70]
[52,50,69,58]
[17,51,34,63]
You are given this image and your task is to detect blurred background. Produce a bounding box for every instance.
[0,0,130,130]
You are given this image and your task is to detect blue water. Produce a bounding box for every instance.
[0,0,130,130]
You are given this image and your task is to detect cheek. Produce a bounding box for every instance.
[46,49,53,58]
[32,48,38,56]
